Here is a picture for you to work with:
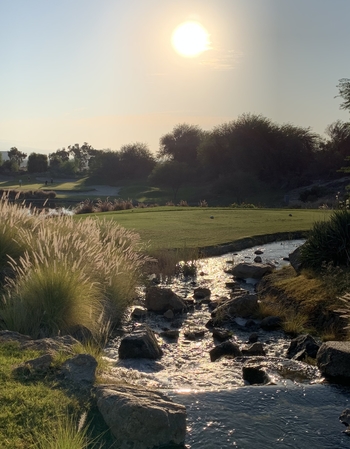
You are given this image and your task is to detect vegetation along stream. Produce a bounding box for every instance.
[104,240,350,448]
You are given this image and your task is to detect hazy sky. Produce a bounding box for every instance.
[1,0,350,155]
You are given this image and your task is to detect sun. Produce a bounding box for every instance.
[171,21,210,58]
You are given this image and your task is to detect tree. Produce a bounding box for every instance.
[148,161,190,201]
[119,143,156,179]
[68,142,94,172]
[7,147,27,171]
[158,123,203,166]
[336,78,350,112]
[27,153,48,173]
[88,150,121,182]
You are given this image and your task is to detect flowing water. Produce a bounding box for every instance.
[104,240,350,448]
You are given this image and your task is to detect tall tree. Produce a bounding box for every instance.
[158,123,203,166]
[27,153,48,173]
[68,142,94,172]
[119,142,156,179]
[148,160,190,201]
[336,78,350,112]
[7,147,27,170]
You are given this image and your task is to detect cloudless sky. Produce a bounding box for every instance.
[1,0,350,155]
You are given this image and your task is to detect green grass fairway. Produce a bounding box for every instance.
[79,207,331,251]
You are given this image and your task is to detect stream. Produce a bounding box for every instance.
[104,240,350,448]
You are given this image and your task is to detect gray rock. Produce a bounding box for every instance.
[248,332,259,343]
[317,341,350,380]
[61,354,97,386]
[287,334,320,360]
[211,294,258,321]
[163,309,174,320]
[242,342,266,356]
[260,316,282,331]
[21,335,80,352]
[145,286,187,313]
[231,262,274,279]
[96,384,186,449]
[131,306,148,319]
[289,245,304,274]
[184,328,206,340]
[242,365,270,385]
[0,330,31,344]
[23,353,53,372]
[118,326,163,360]
[210,340,242,362]
[340,409,350,427]
[160,329,180,340]
[193,287,211,299]
[212,328,232,342]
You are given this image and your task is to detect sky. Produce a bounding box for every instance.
[1,0,350,156]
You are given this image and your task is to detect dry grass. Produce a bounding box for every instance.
[258,266,348,339]
[0,200,149,338]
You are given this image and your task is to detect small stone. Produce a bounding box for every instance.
[163,309,174,320]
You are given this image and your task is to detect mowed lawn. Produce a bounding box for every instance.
[78,207,331,250]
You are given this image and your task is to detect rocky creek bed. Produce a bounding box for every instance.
[102,239,350,448]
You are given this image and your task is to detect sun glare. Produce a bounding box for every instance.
[172,21,210,58]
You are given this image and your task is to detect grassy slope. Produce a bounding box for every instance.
[79,207,331,250]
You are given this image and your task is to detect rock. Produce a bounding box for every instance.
[96,384,186,449]
[286,334,320,360]
[118,326,163,360]
[211,294,258,321]
[242,342,266,356]
[231,262,274,279]
[254,250,264,255]
[160,329,180,340]
[289,245,304,274]
[248,332,259,343]
[67,324,95,343]
[163,309,174,320]
[145,286,187,313]
[317,341,350,380]
[23,353,53,372]
[61,354,97,386]
[131,306,148,319]
[260,316,282,331]
[193,287,211,299]
[212,328,232,342]
[254,256,262,263]
[340,409,350,427]
[210,340,242,362]
[21,335,79,352]
[184,328,206,340]
[242,365,270,385]
[0,330,31,344]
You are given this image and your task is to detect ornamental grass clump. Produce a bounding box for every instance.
[0,200,148,338]
[0,197,36,278]
[300,209,350,271]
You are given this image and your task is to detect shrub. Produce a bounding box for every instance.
[300,209,350,270]
[177,200,189,207]
[198,200,208,207]
[74,199,95,214]
[95,198,112,212]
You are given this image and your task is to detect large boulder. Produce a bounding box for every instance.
[118,325,163,360]
[289,245,304,274]
[145,286,187,313]
[317,341,350,380]
[231,262,274,279]
[286,334,320,361]
[211,294,258,321]
[95,384,186,449]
